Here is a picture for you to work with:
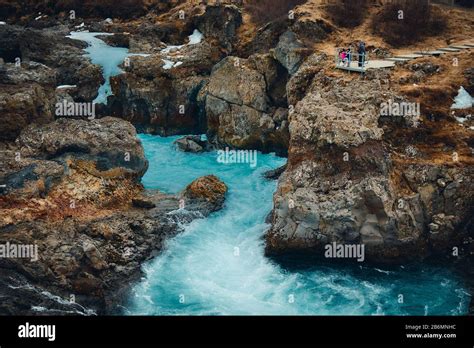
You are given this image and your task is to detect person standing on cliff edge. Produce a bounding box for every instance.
[358,41,366,67]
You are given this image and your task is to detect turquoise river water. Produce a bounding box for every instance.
[68,32,470,316]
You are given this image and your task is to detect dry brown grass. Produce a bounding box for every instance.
[386,49,474,166]
[325,0,369,28]
[244,0,307,25]
[55,0,148,18]
[371,0,447,47]
[0,0,185,19]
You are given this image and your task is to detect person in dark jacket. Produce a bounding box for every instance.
[358,41,366,67]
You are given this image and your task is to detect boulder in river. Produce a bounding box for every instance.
[174,135,212,153]
[180,175,228,216]
[263,164,287,180]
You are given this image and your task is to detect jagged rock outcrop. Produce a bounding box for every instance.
[1,117,147,204]
[240,20,290,57]
[0,23,104,139]
[0,61,57,85]
[17,117,147,176]
[266,60,473,263]
[0,117,227,315]
[193,4,243,52]
[0,61,57,141]
[97,33,130,48]
[286,53,326,106]
[108,39,223,135]
[0,24,104,102]
[174,135,212,153]
[0,84,56,142]
[100,3,242,55]
[273,31,312,75]
[201,55,290,155]
[96,22,168,53]
[239,11,332,57]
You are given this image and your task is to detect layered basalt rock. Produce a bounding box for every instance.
[0,117,228,314]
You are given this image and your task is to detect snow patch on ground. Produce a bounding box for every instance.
[35,13,47,21]
[160,29,204,70]
[162,59,175,70]
[130,53,151,57]
[56,85,77,89]
[188,29,203,45]
[451,87,474,109]
[161,44,184,54]
[162,60,183,70]
[455,115,470,124]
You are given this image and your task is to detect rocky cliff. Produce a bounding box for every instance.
[265,56,473,264]
[0,118,227,314]
[201,54,290,155]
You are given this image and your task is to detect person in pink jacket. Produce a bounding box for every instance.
[339,49,348,66]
